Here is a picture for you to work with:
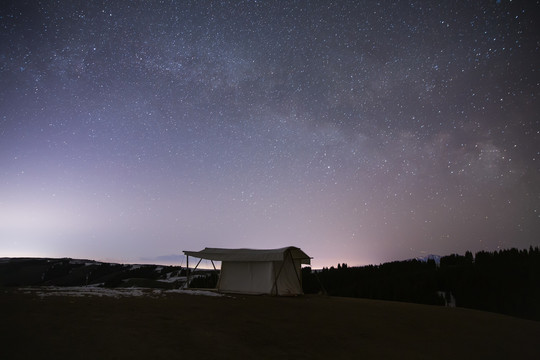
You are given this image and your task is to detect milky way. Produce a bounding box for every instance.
[1,1,538,267]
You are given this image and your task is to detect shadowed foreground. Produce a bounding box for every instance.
[1,289,539,359]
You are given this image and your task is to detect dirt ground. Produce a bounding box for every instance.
[1,289,539,359]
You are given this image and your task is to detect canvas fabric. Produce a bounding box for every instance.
[183,247,311,264]
[184,246,310,295]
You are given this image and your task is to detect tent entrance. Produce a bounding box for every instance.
[271,248,304,295]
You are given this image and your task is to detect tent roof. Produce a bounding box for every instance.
[183,246,311,265]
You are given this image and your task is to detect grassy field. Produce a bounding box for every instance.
[1,288,539,359]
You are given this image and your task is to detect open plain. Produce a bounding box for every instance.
[1,288,539,359]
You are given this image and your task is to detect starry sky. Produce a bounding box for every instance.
[1,1,538,267]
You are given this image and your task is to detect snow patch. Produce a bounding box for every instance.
[20,286,227,298]
[415,254,441,265]
[437,291,456,307]
[23,286,145,298]
[157,275,186,283]
[166,289,225,297]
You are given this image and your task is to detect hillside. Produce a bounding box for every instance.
[0,257,186,288]
[1,288,539,359]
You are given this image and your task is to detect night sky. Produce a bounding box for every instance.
[1,1,538,267]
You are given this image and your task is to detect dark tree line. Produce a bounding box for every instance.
[189,272,219,288]
[302,247,540,321]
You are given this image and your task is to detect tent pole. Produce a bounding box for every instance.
[186,255,189,289]
[291,255,303,290]
[272,250,290,296]
[185,255,204,289]
[211,260,219,290]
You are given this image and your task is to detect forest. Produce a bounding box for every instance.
[302,247,540,321]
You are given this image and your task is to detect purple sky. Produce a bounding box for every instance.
[1,1,538,268]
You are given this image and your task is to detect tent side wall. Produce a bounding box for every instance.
[218,261,274,295]
[218,259,304,295]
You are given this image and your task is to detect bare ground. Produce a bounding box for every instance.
[1,288,539,359]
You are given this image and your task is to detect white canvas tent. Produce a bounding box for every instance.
[183,247,311,296]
